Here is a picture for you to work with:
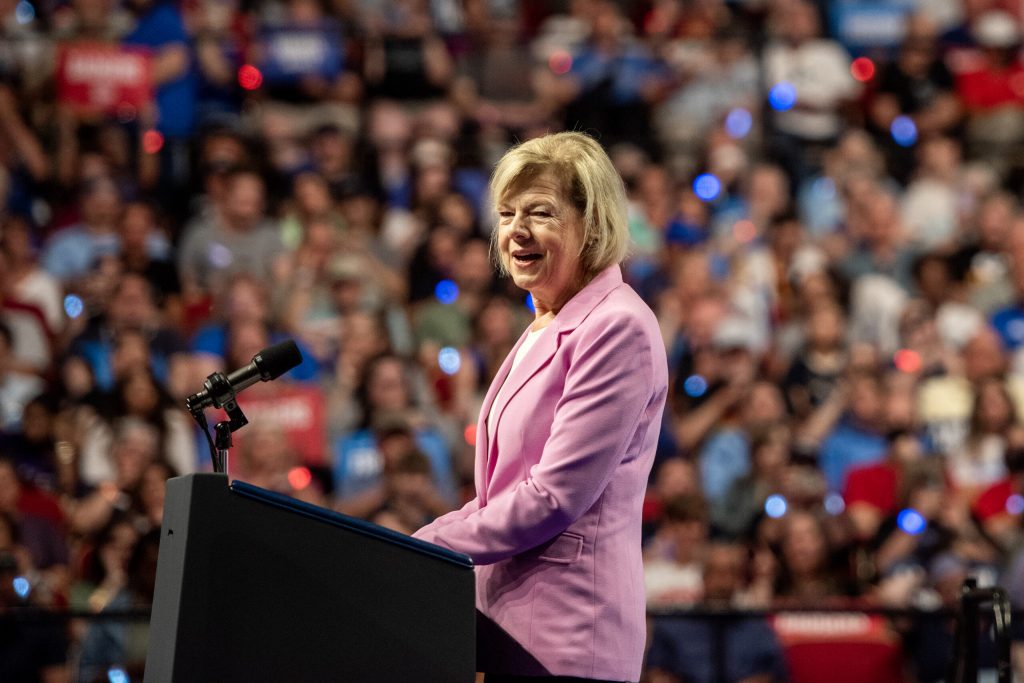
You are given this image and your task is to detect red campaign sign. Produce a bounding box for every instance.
[214,384,328,466]
[56,42,153,115]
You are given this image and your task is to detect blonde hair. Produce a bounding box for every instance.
[489,132,629,277]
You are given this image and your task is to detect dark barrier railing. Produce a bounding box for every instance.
[0,607,152,622]
[0,597,1012,682]
[648,590,1013,683]
[648,605,961,618]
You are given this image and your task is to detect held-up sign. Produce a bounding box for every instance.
[56,42,153,115]
[256,22,344,83]
[212,383,328,465]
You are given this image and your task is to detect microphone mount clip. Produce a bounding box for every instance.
[187,371,250,474]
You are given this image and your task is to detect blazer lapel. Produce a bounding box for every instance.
[485,326,559,480]
[476,331,526,504]
[478,265,626,494]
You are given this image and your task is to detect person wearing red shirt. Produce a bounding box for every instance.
[972,427,1024,547]
[955,12,1024,171]
[844,430,922,541]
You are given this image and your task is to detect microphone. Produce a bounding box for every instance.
[185,340,303,412]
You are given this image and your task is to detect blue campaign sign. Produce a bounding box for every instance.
[258,22,344,82]
[830,0,915,51]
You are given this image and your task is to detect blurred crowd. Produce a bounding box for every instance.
[5,0,1024,680]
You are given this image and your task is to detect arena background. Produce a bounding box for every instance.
[0,0,1022,680]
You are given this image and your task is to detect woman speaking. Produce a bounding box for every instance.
[413,132,667,683]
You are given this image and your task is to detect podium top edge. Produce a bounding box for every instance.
[227,478,474,569]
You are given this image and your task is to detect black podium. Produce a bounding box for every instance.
[144,474,475,682]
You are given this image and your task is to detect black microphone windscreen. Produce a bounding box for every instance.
[255,340,303,381]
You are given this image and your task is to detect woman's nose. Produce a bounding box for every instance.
[509,211,530,237]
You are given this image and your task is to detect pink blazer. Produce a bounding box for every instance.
[413,265,668,682]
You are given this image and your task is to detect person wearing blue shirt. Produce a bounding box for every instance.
[122,0,199,216]
[700,428,750,503]
[559,2,670,154]
[818,373,890,491]
[332,421,456,506]
[42,177,122,282]
[646,542,789,683]
[991,300,1024,350]
[122,0,197,140]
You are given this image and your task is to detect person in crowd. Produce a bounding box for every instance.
[190,274,320,389]
[1,214,64,335]
[65,273,189,397]
[807,370,890,492]
[957,11,1024,174]
[0,320,44,432]
[643,457,702,540]
[868,13,961,182]
[366,440,451,535]
[763,0,860,184]
[412,132,668,682]
[782,303,847,421]
[177,168,288,304]
[117,201,182,327]
[233,421,324,504]
[75,518,156,682]
[646,541,789,683]
[73,415,184,528]
[333,352,455,509]
[870,460,985,579]
[644,493,708,607]
[699,379,786,505]
[362,0,453,101]
[12,2,1024,678]
[554,0,671,155]
[42,176,123,283]
[0,392,62,489]
[956,191,1017,315]
[844,429,925,542]
[0,457,68,605]
[412,236,495,349]
[972,424,1024,549]
[772,509,854,605]
[946,378,1015,501]
[713,423,793,539]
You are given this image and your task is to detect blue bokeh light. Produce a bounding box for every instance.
[683,375,708,397]
[63,294,84,319]
[812,177,836,200]
[897,508,927,535]
[1007,494,1024,515]
[108,667,129,683]
[15,0,34,23]
[891,116,918,147]
[768,82,797,111]
[824,492,846,516]
[208,242,233,268]
[725,108,753,139]
[765,494,787,519]
[438,347,461,375]
[434,279,459,305]
[693,174,722,202]
[12,576,30,599]
[525,293,535,313]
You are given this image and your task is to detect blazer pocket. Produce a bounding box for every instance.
[537,531,584,564]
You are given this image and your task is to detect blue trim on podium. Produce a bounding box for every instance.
[230,480,474,569]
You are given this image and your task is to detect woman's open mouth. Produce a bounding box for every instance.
[513,252,542,267]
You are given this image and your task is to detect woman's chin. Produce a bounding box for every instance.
[510,271,539,292]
